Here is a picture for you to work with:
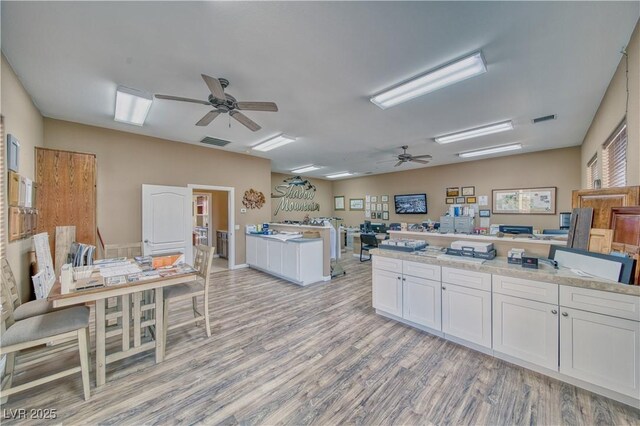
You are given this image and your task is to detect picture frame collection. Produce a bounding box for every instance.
[446,186,477,205]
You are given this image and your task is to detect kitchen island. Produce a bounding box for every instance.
[371,248,639,408]
[246,233,325,286]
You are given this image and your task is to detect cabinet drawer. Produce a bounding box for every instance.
[442,267,491,291]
[403,260,441,281]
[560,286,640,321]
[493,275,558,304]
[373,256,403,274]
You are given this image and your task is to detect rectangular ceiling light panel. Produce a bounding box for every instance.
[291,165,321,174]
[458,143,522,158]
[114,86,153,126]
[253,134,296,152]
[326,172,353,179]
[435,120,513,144]
[371,51,487,109]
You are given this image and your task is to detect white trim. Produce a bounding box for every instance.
[231,263,249,270]
[188,184,235,269]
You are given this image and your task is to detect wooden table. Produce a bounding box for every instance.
[48,268,197,386]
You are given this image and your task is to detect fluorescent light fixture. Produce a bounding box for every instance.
[252,134,296,152]
[435,120,513,144]
[114,86,153,126]
[291,165,321,174]
[458,143,522,158]
[370,51,486,109]
[326,172,354,179]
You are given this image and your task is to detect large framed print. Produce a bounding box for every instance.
[492,187,557,215]
[334,196,345,211]
[350,198,364,211]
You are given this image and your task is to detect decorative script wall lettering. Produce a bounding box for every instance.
[271,176,320,215]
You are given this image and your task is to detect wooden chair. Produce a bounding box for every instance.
[103,242,143,259]
[163,245,215,354]
[1,257,59,321]
[0,279,91,402]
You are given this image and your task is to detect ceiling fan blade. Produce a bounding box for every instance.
[410,159,430,164]
[236,101,279,112]
[196,110,221,126]
[155,94,211,105]
[201,74,226,99]
[394,161,404,167]
[411,154,433,159]
[230,111,261,132]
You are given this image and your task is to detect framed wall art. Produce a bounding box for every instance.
[350,198,364,210]
[446,197,455,205]
[371,195,378,202]
[381,195,389,202]
[462,186,475,196]
[446,187,460,197]
[492,187,557,214]
[382,211,389,220]
[455,197,465,204]
[334,195,345,211]
[479,209,491,217]
[466,196,477,204]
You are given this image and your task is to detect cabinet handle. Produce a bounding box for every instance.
[402,277,406,281]
[562,312,569,317]
[442,286,446,290]
[397,276,401,280]
[551,309,558,315]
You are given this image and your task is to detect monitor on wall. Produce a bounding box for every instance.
[394,193,427,214]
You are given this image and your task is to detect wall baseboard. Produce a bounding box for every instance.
[231,263,249,270]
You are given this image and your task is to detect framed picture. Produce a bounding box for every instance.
[376,212,382,219]
[455,197,465,204]
[365,202,371,210]
[350,198,364,210]
[371,196,378,202]
[7,134,20,172]
[334,195,345,211]
[446,187,460,197]
[376,203,382,211]
[382,211,389,220]
[445,197,455,205]
[492,187,557,214]
[466,196,477,204]
[365,210,371,219]
[462,186,475,196]
[382,203,389,211]
[365,195,371,202]
[479,209,491,217]
[381,195,389,202]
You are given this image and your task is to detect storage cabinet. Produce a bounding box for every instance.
[267,240,283,274]
[255,237,269,270]
[246,234,257,265]
[402,276,441,330]
[560,307,640,399]
[372,269,403,317]
[442,283,492,348]
[493,293,559,369]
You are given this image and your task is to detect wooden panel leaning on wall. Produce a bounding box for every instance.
[35,148,97,261]
[572,186,640,229]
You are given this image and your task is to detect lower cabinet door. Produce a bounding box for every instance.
[282,242,299,281]
[267,241,283,274]
[372,269,403,317]
[246,236,257,266]
[560,307,640,398]
[255,238,269,270]
[442,283,491,348]
[493,294,559,370]
[402,276,442,330]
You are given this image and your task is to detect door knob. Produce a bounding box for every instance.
[551,309,558,315]
[562,312,569,317]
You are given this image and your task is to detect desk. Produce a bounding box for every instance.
[48,265,197,386]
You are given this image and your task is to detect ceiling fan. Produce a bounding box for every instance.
[381,145,433,167]
[155,74,278,132]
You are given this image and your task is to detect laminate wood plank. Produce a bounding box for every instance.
[2,256,639,425]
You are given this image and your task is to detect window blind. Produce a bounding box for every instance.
[602,123,627,188]
[586,154,598,189]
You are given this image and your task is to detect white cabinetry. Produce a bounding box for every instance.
[255,237,269,270]
[442,283,492,348]
[372,269,403,317]
[403,275,441,330]
[246,234,257,266]
[267,240,283,274]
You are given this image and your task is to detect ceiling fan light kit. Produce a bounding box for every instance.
[114,86,153,126]
[155,74,278,132]
[435,120,514,144]
[458,143,522,158]
[370,51,486,109]
[253,134,296,152]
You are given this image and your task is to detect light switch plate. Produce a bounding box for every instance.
[240,208,247,213]
[234,225,240,230]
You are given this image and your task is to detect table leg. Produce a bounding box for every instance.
[154,287,164,363]
[121,294,130,351]
[96,298,106,387]
[133,292,142,347]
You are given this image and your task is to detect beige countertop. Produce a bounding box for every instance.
[388,230,567,246]
[370,248,640,296]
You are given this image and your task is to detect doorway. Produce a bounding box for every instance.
[189,185,235,271]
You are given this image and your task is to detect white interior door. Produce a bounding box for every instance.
[142,184,193,265]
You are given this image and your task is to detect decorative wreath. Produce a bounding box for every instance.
[242,189,266,209]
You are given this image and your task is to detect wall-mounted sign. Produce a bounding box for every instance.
[271,176,320,215]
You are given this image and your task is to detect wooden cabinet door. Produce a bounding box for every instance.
[493,294,559,370]
[571,186,640,229]
[402,276,441,330]
[442,283,492,348]
[560,307,640,398]
[372,268,402,317]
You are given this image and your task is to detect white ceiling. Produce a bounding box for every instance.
[2,2,638,179]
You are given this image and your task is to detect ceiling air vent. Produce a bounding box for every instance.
[532,114,557,124]
[200,136,231,147]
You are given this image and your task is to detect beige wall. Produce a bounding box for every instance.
[270,173,333,221]
[2,55,44,302]
[332,147,581,230]
[43,118,272,266]
[581,20,639,188]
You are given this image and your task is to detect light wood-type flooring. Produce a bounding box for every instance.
[2,256,639,425]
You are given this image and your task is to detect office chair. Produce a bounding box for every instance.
[360,233,379,262]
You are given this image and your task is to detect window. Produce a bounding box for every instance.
[602,122,627,188]
[586,154,599,189]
